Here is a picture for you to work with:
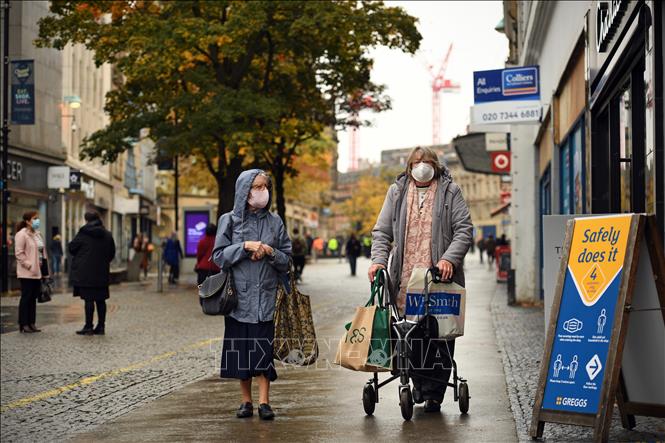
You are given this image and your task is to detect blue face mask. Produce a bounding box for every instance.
[31,218,41,230]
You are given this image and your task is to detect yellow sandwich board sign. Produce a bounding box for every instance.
[530,214,665,442]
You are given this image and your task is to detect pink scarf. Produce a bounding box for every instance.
[398,180,437,312]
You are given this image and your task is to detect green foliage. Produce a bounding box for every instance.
[37,1,421,216]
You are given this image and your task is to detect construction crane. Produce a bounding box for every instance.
[347,92,382,171]
[428,43,460,145]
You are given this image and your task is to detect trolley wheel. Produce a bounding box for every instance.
[458,382,470,414]
[399,387,414,421]
[363,383,376,416]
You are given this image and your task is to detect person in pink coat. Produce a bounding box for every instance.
[14,210,49,333]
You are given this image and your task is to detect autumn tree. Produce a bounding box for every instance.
[339,172,393,235]
[37,1,421,219]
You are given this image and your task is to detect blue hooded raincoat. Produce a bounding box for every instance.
[212,169,292,323]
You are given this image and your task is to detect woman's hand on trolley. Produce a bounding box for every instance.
[367,263,386,282]
[436,259,454,281]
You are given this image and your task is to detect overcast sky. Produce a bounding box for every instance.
[336,1,508,172]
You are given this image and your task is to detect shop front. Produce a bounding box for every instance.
[587,0,664,234]
[6,153,61,290]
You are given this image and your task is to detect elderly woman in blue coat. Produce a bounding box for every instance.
[213,169,292,420]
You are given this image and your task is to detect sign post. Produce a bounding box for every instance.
[530,214,665,442]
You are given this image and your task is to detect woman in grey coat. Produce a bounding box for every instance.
[368,146,473,413]
[213,169,292,420]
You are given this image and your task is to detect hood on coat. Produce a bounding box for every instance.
[232,169,272,218]
[80,219,106,238]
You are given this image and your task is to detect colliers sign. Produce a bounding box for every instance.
[596,0,627,52]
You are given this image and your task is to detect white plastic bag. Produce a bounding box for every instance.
[405,267,466,339]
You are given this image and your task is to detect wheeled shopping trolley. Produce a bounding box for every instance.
[362,268,470,420]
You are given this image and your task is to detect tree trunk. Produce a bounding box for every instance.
[216,154,244,219]
[273,161,287,225]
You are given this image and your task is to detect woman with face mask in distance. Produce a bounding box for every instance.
[14,211,49,333]
[212,170,292,420]
[369,146,473,413]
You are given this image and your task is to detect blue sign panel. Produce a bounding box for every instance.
[474,65,540,104]
[541,215,631,415]
[11,60,35,125]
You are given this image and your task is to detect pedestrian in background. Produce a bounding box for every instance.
[476,236,485,264]
[195,223,220,286]
[213,169,292,421]
[312,236,323,263]
[69,211,115,336]
[369,146,472,413]
[14,211,48,333]
[485,234,496,268]
[305,232,313,257]
[345,234,361,276]
[291,228,307,282]
[164,232,184,284]
[362,234,372,258]
[49,232,64,275]
[327,237,338,259]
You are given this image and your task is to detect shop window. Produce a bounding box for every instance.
[559,120,585,214]
[619,85,633,212]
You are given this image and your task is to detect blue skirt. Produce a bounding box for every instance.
[221,316,277,381]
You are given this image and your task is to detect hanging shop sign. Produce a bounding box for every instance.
[47,166,70,189]
[473,66,540,103]
[531,214,665,442]
[490,152,511,173]
[471,66,541,125]
[184,211,209,257]
[10,60,35,125]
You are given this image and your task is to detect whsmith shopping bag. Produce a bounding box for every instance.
[334,270,391,372]
[405,267,466,339]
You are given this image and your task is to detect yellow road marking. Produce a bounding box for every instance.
[1,337,222,413]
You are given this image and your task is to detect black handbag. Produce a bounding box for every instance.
[38,278,53,303]
[198,269,237,315]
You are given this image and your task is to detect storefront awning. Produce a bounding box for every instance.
[491,202,511,217]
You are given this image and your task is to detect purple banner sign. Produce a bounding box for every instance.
[184,211,209,257]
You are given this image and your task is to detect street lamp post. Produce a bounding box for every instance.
[1,0,10,294]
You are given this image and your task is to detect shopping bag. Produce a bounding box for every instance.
[273,267,318,366]
[405,267,466,339]
[334,269,392,372]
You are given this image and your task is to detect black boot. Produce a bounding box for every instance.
[93,325,105,335]
[76,326,94,335]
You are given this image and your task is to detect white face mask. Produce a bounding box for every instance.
[248,188,270,209]
[411,162,435,183]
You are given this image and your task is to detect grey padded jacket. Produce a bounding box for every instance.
[371,169,473,299]
[212,169,292,323]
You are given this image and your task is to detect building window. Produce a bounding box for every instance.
[559,119,585,214]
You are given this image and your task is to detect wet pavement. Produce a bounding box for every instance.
[69,256,518,442]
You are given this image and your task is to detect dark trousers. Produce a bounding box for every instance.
[408,318,456,403]
[479,250,484,263]
[168,263,180,283]
[293,255,306,280]
[18,278,40,327]
[348,255,358,276]
[84,300,107,328]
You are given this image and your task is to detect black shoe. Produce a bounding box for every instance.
[19,325,35,333]
[236,402,253,418]
[258,403,275,420]
[76,326,94,336]
[93,325,105,335]
[28,324,42,332]
[423,399,441,413]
